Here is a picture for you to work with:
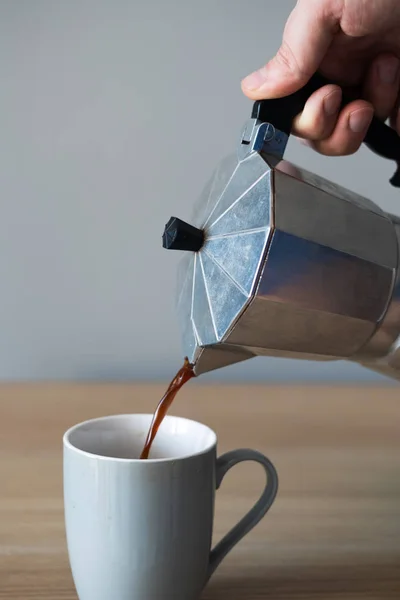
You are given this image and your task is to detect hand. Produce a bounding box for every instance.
[241,0,400,156]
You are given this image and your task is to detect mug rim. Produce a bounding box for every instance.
[63,413,218,463]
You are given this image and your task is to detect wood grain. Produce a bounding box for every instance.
[1,383,400,599]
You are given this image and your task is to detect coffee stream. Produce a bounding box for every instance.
[140,357,195,459]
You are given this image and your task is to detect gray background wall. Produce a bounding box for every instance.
[0,0,397,382]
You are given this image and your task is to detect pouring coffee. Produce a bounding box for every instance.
[141,72,400,458]
[140,358,195,459]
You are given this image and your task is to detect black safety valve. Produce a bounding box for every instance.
[162,216,204,252]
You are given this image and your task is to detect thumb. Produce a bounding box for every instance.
[242,1,339,99]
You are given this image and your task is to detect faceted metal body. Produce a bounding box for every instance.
[176,119,400,380]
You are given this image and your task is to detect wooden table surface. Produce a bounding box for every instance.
[1,382,400,599]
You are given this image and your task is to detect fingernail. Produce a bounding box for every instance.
[242,68,267,91]
[378,57,400,84]
[348,108,373,133]
[323,90,342,116]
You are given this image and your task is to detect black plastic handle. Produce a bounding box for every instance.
[251,72,400,187]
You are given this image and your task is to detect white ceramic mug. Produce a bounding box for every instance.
[63,414,278,600]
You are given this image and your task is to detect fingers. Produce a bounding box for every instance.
[294,53,400,156]
[291,83,374,155]
[305,101,374,156]
[363,54,400,121]
[292,84,342,140]
[241,0,340,99]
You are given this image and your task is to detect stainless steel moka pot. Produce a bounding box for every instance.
[162,73,400,380]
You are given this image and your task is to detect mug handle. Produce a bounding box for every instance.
[207,448,279,580]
